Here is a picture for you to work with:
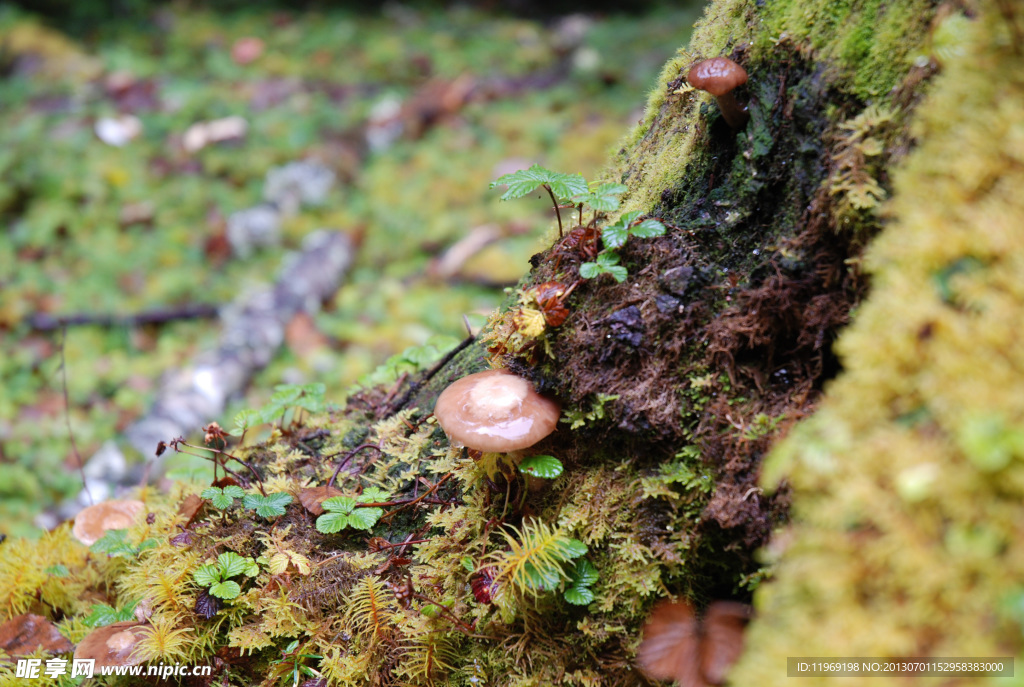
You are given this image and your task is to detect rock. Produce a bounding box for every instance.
[659,266,694,298]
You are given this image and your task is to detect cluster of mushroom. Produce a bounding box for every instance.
[433,369,560,455]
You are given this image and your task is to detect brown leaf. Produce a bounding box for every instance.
[0,614,73,656]
[177,493,204,526]
[285,312,330,357]
[298,486,343,516]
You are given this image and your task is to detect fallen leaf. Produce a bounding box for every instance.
[298,485,343,515]
[0,614,73,656]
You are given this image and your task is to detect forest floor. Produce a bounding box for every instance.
[0,3,704,537]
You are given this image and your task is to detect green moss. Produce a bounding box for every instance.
[733,4,1024,682]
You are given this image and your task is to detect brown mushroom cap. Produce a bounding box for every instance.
[73,621,148,669]
[72,499,146,546]
[433,369,560,452]
[687,57,748,96]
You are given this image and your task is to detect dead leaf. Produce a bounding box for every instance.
[0,614,73,656]
[298,486,343,515]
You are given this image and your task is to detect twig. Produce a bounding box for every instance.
[326,444,384,490]
[380,473,453,519]
[59,328,91,505]
[29,303,220,331]
[384,334,475,417]
[171,438,267,495]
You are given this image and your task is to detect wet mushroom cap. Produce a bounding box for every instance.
[433,369,560,452]
[72,499,146,546]
[687,57,748,95]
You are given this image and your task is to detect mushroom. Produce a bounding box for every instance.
[687,57,749,129]
[433,369,560,453]
[72,499,146,546]
[74,621,148,669]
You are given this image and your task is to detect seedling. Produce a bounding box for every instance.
[83,601,139,627]
[242,491,293,519]
[600,211,666,250]
[201,485,246,510]
[491,164,587,237]
[316,487,391,533]
[579,252,628,283]
[271,639,323,687]
[90,529,160,559]
[192,551,260,600]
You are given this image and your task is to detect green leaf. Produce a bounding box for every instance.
[347,507,383,530]
[138,538,160,552]
[230,409,262,436]
[596,251,621,267]
[521,561,563,590]
[223,485,246,499]
[556,538,588,560]
[606,265,629,283]
[629,218,666,239]
[209,580,241,600]
[193,563,222,587]
[203,487,234,510]
[321,496,356,515]
[601,220,629,250]
[315,512,350,534]
[90,529,137,558]
[518,455,564,479]
[44,564,69,577]
[572,182,627,212]
[242,492,292,519]
[358,487,390,503]
[490,164,587,202]
[579,262,601,279]
[83,601,138,627]
[460,556,475,573]
[564,585,595,605]
[568,558,599,586]
[218,552,252,579]
[243,559,260,577]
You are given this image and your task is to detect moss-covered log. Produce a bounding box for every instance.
[3,1,1023,685]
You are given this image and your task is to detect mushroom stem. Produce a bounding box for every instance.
[715,91,749,129]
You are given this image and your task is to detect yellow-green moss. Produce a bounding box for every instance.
[733,3,1024,683]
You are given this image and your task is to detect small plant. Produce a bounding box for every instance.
[231,383,327,439]
[491,164,587,237]
[272,639,324,687]
[201,485,246,509]
[83,601,139,627]
[564,559,599,605]
[192,551,260,600]
[579,252,628,283]
[489,518,588,596]
[518,455,564,479]
[316,487,391,533]
[242,491,293,519]
[90,529,160,559]
[599,211,666,250]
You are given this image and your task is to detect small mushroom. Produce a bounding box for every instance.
[72,499,146,546]
[74,621,148,669]
[687,57,749,129]
[433,369,560,453]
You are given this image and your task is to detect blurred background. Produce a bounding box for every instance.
[0,1,704,537]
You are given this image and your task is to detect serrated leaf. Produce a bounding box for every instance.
[518,455,564,479]
[572,182,627,212]
[243,491,292,519]
[568,558,599,586]
[629,218,666,239]
[209,580,241,599]
[315,512,350,534]
[230,409,262,436]
[358,487,390,503]
[289,552,311,575]
[564,585,595,605]
[84,602,137,627]
[193,563,222,587]
[90,529,136,557]
[243,559,260,577]
[490,164,587,202]
[270,385,303,406]
[209,492,234,510]
[321,496,356,514]
[619,210,644,225]
[606,265,628,283]
[218,552,251,579]
[269,553,290,575]
[601,221,629,250]
[579,262,601,279]
[222,485,246,499]
[347,507,383,530]
[596,251,620,267]
[558,539,588,559]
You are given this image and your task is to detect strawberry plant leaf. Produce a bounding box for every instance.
[315,512,350,534]
[490,164,587,202]
[209,580,241,600]
[347,506,383,530]
[568,558,599,587]
[193,563,222,588]
[218,552,251,579]
[629,218,666,239]
[564,585,595,605]
[321,496,356,514]
[518,455,563,479]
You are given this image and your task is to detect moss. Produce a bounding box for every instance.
[732,3,1024,682]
